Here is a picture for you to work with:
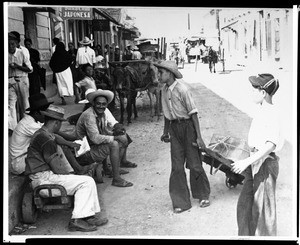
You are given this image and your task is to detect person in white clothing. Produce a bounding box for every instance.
[76,37,96,68]
[231,73,284,236]
[8,32,33,132]
[25,105,108,232]
[49,42,74,105]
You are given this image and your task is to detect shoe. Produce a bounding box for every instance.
[112,178,133,187]
[85,216,108,226]
[173,207,191,214]
[199,199,210,208]
[68,219,97,232]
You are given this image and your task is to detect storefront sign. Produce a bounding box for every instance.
[62,7,92,20]
[92,19,110,31]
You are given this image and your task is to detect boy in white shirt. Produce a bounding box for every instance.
[231,73,283,236]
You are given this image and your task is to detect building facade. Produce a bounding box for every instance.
[6,4,140,98]
[219,8,293,70]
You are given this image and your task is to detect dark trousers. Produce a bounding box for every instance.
[237,154,279,236]
[169,119,210,210]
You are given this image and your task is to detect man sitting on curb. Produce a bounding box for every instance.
[9,93,94,176]
[25,105,108,232]
[76,89,136,187]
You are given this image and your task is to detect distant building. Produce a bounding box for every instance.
[219,8,293,70]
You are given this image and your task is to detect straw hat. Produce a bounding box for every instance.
[87,89,114,105]
[40,104,67,121]
[26,93,53,111]
[78,88,96,104]
[79,36,94,46]
[154,60,183,79]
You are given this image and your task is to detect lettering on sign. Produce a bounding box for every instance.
[62,7,92,20]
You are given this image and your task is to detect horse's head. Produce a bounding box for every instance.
[112,64,127,91]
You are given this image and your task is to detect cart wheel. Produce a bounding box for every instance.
[22,192,37,224]
[225,177,236,189]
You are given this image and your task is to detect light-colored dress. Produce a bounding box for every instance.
[55,67,74,97]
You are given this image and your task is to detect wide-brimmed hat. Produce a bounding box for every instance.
[154,60,183,79]
[40,104,67,121]
[26,93,53,111]
[79,36,94,45]
[78,88,96,104]
[86,89,114,105]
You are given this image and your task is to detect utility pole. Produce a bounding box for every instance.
[188,13,190,31]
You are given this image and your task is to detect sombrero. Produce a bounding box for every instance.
[154,60,183,79]
[79,36,94,45]
[40,104,67,121]
[86,89,114,105]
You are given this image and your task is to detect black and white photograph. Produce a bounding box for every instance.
[3,2,298,242]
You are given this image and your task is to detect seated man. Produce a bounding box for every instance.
[10,93,94,176]
[25,105,108,232]
[76,89,137,187]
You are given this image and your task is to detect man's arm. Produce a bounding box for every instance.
[161,116,171,142]
[191,113,206,150]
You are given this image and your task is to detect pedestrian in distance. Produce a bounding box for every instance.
[154,60,210,214]
[25,104,108,232]
[208,46,218,73]
[231,73,283,236]
[49,42,74,105]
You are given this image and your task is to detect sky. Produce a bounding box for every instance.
[126,7,210,41]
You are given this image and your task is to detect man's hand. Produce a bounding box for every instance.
[113,123,126,136]
[196,138,206,151]
[68,142,81,150]
[231,159,251,174]
[161,133,170,143]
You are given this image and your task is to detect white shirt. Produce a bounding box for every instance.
[10,114,43,174]
[248,101,284,175]
[76,46,96,67]
[94,55,104,69]
[8,48,33,77]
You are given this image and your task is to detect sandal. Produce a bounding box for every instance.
[112,179,133,187]
[199,200,210,208]
[120,161,137,168]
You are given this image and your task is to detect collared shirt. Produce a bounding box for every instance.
[10,114,43,174]
[248,101,284,153]
[76,107,118,146]
[161,80,198,120]
[25,127,57,175]
[8,48,33,77]
[75,76,97,90]
[76,46,96,67]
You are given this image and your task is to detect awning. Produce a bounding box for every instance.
[22,7,55,14]
[221,20,239,30]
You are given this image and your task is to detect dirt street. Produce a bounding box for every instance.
[13,62,295,240]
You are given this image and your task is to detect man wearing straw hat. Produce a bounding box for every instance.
[154,60,210,213]
[75,36,96,69]
[76,89,136,188]
[25,104,108,232]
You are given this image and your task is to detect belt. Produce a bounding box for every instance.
[170,117,191,123]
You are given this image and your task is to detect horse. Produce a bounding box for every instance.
[110,59,162,125]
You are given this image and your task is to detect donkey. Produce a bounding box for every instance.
[111,60,162,124]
